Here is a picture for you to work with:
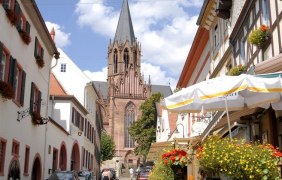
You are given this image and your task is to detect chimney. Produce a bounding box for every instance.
[50,27,55,41]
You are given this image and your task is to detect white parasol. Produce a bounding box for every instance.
[162,74,282,139]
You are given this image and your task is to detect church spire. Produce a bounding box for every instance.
[114,0,135,44]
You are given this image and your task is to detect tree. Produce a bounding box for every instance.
[101,131,116,162]
[129,93,162,159]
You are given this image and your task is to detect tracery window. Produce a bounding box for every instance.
[124,102,135,148]
[124,48,129,69]
[113,49,118,73]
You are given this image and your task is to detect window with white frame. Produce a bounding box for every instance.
[261,0,270,25]
[239,39,246,65]
[60,63,66,72]
[0,44,8,81]
[213,25,220,54]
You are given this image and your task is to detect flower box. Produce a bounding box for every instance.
[228,65,247,76]
[0,80,14,100]
[19,30,31,45]
[35,56,44,68]
[248,24,271,48]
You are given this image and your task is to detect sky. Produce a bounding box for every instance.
[36,0,203,89]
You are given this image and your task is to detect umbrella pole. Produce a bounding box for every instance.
[224,96,232,140]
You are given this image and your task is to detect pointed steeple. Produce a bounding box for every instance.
[114,0,135,44]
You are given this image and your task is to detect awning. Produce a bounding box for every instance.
[201,107,261,140]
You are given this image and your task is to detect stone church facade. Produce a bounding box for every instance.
[93,0,172,167]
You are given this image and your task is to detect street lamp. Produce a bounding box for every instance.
[175,123,185,138]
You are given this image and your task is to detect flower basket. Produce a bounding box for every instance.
[0,80,14,100]
[6,9,18,25]
[31,112,43,125]
[197,136,282,180]
[19,31,31,45]
[228,65,247,76]
[248,24,271,48]
[35,56,45,68]
[162,148,191,180]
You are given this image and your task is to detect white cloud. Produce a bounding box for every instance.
[45,21,71,48]
[75,0,202,83]
[83,67,108,82]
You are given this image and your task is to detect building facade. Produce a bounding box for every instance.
[0,0,59,179]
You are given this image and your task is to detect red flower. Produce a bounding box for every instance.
[261,24,269,32]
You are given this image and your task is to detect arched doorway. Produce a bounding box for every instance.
[8,159,20,180]
[124,150,136,169]
[59,143,67,170]
[31,156,42,180]
[70,143,80,171]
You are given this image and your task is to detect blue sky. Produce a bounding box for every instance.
[36,0,203,89]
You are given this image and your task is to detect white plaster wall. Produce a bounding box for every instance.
[51,49,90,105]
[0,1,54,180]
[189,41,211,85]
[230,0,246,32]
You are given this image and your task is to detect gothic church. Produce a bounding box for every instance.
[93,0,172,167]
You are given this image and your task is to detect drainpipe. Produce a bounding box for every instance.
[43,52,60,179]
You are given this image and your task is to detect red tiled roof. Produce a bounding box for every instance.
[50,73,67,96]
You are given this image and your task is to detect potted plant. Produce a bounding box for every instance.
[0,80,14,100]
[19,30,31,45]
[35,56,45,68]
[228,64,247,76]
[248,24,271,48]
[31,112,43,125]
[162,148,191,180]
[197,135,281,180]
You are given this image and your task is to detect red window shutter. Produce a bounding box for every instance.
[13,1,21,24]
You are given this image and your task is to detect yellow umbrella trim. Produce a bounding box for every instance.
[166,98,194,109]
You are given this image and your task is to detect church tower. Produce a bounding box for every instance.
[105,0,152,167]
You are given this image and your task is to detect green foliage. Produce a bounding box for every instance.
[247,24,270,47]
[228,65,247,76]
[129,93,162,158]
[173,88,182,93]
[197,135,281,180]
[101,131,116,162]
[149,156,174,180]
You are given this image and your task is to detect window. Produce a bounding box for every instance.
[113,49,118,74]
[8,57,26,105]
[34,37,44,61]
[124,48,129,69]
[261,0,270,25]
[223,20,229,39]
[52,148,58,171]
[0,138,7,176]
[214,25,219,51]
[239,39,246,65]
[125,102,135,148]
[23,146,30,175]
[12,140,19,156]
[29,82,41,115]
[0,42,10,82]
[60,63,66,72]
[2,0,15,12]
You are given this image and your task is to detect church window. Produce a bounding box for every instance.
[113,49,118,73]
[125,102,135,148]
[124,48,129,69]
[134,50,137,67]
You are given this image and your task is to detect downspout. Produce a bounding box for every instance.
[43,50,60,178]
